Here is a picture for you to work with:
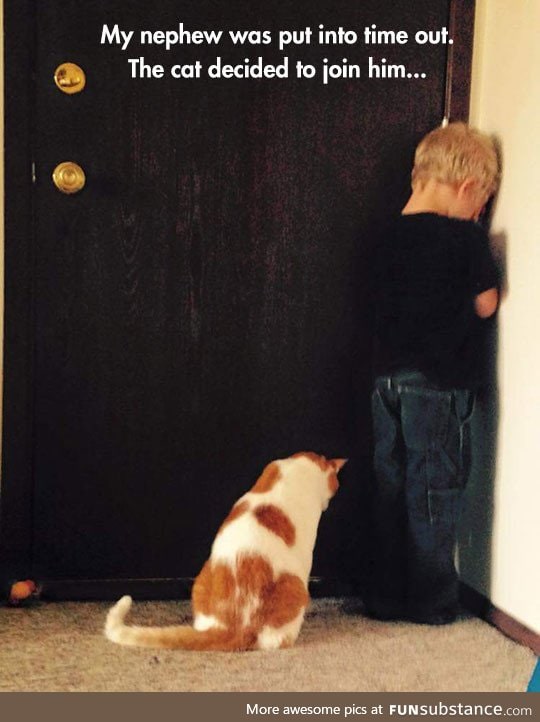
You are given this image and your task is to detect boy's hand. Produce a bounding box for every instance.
[474,287,499,318]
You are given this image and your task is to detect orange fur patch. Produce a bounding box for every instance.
[192,560,236,626]
[218,500,249,534]
[191,553,308,650]
[236,555,308,631]
[251,461,281,493]
[263,572,309,628]
[191,560,213,617]
[236,554,274,598]
[254,504,296,546]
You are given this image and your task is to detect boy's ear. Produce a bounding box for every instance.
[458,177,482,198]
[456,178,474,197]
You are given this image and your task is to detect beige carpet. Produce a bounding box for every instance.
[0,598,535,692]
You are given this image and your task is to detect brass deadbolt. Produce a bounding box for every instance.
[54,63,86,94]
[52,162,86,194]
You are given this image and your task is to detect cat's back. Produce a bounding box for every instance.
[209,458,312,576]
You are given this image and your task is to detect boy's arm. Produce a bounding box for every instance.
[474,287,498,318]
[471,224,500,318]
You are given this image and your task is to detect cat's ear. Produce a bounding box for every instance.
[329,458,347,472]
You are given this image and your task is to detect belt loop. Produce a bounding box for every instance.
[387,377,391,390]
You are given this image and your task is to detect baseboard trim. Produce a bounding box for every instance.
[489,608,540,656]
[460,582,540,655]
[39,578,194,601]
[16,576,355,602]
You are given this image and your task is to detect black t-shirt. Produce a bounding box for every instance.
[372,213,499,390]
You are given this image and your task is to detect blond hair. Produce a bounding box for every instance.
[411,122,499,197]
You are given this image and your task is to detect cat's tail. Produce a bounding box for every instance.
[104,596,251,651]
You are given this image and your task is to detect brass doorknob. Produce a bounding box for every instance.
[54,63,86,94]
[52,162,86,194]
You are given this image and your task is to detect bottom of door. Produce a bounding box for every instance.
[29,577,359,601]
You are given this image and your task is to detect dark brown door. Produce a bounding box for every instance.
[2,0,473,597]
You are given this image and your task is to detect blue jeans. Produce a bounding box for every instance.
[369,370,475,621]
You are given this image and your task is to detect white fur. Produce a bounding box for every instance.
[211,456,332,586]
[257,608,306,650]
[193,613,224,631]
[105,595,133,643]
[241,595,261,627]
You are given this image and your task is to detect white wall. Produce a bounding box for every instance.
[466,0,540,634]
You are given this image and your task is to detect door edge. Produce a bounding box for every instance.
[1,0,36,586]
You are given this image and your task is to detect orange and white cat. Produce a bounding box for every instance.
[105,451,345,651]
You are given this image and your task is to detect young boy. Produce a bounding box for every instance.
[367,122,500,624]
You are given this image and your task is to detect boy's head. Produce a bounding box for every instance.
[410,122,499,220]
